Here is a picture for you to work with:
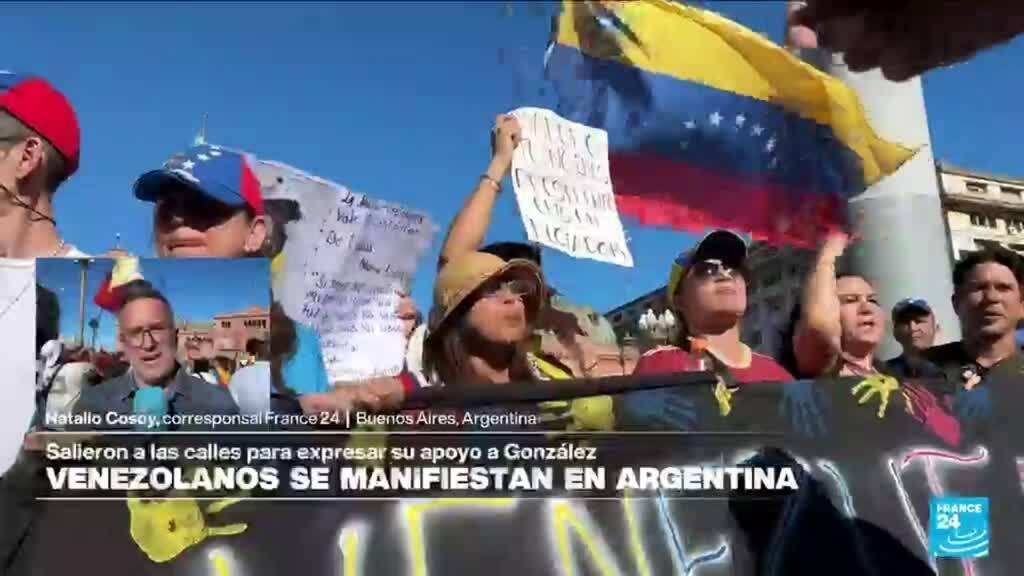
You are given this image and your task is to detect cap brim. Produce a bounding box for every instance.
[893,303,932,319]
[690,230,748,269]
[133,169,235,206]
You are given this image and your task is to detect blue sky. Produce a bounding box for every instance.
[36,258,269,349]
[5,1,1023,315]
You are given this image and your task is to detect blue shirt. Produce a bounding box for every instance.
[283,322,330,395]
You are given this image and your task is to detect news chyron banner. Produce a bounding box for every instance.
[10,376,1024,576]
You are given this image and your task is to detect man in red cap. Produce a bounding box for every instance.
[0,71,87,480]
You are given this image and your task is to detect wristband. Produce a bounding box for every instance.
[480,175,502,193]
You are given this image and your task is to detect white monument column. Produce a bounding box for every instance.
[785,3,960,358]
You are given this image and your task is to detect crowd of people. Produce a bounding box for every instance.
[0,0,1021,463]
[0,68,1021,447]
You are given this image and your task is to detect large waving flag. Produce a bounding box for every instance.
[93,257,144,312]
[544,0,916,246]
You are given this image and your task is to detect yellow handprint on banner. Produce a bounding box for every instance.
[713,379,734,417]
[539,396,615,434]
[128,497,247,563]
[851,374,900,418]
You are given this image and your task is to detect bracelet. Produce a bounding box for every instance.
[480,175,502,192]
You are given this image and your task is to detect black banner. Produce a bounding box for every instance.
[3,375,1022,575]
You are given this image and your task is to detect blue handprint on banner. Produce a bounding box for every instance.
[779,380,830,438]
[952,385,993,427]
[618,387,699,430]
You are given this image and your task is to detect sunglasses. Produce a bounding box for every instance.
[154,186,248,231]
[480,279,536,300]
[690,259,741,279]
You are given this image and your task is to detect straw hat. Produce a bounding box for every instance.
[429,251,545,338]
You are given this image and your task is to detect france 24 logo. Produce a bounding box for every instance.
[928,497,989,558]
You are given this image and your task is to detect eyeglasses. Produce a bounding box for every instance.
[480,279,536,300]
[690,259,740,279]
[123,325,171,348]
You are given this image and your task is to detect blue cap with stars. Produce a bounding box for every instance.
[134,143,264,215]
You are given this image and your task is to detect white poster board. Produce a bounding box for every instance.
[510,107,633,267]
[255,161,436,383]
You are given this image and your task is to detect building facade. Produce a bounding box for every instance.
[937,162,1024,259]
[176,306,270,363]
[604,161,1024,357]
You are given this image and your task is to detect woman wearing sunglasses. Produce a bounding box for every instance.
[133,144,392,416]
[421,251,552,388]
[633,230,793,384]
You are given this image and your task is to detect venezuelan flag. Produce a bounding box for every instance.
[93,257,143,312]
[545,0,916,246]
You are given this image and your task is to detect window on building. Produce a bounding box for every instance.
[965,181,988,195]
[1001,186,1023,202]
[970,214,998,229]
[221,321,231,329]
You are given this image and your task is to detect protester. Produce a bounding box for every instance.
[789,0,1024,81]
[133,144,404,417]
[917,248,1023,413]
[420,251,550,387]
[74,280,239,429]
[885,298,941,380]
[633,230,793,383]
[792,234,890,378]
[0,72,86,477]
[437,115,605,378]
[135,144,268,259]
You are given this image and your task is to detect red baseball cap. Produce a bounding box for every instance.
[0,71,80,177]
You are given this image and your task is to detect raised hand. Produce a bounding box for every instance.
[490,114,523,169]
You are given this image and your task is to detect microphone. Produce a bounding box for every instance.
[132,386,168,431]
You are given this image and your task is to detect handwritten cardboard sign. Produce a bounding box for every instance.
[510,107,633,267]
[254,160,435,383]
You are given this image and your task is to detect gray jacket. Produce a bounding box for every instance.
[72,365,239,431]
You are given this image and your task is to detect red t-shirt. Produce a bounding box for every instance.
[633,346,794,383]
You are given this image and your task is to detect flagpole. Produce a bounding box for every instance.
[785,4,960,357]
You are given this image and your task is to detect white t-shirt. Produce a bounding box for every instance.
[0,248,87,475]
[228,361,271,416]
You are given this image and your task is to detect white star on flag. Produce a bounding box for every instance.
[209,149,222,157]
[751,124,764,136]
[182,160,195,170]
[735,114,746,127]
[684,120,696,130]
[765,137,777,152]
[197,153,210,161]
[709,112,723,126]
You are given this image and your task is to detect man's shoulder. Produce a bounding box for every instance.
[178,374,239,412]
[923,342,966,366]
[82,374,131,398]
